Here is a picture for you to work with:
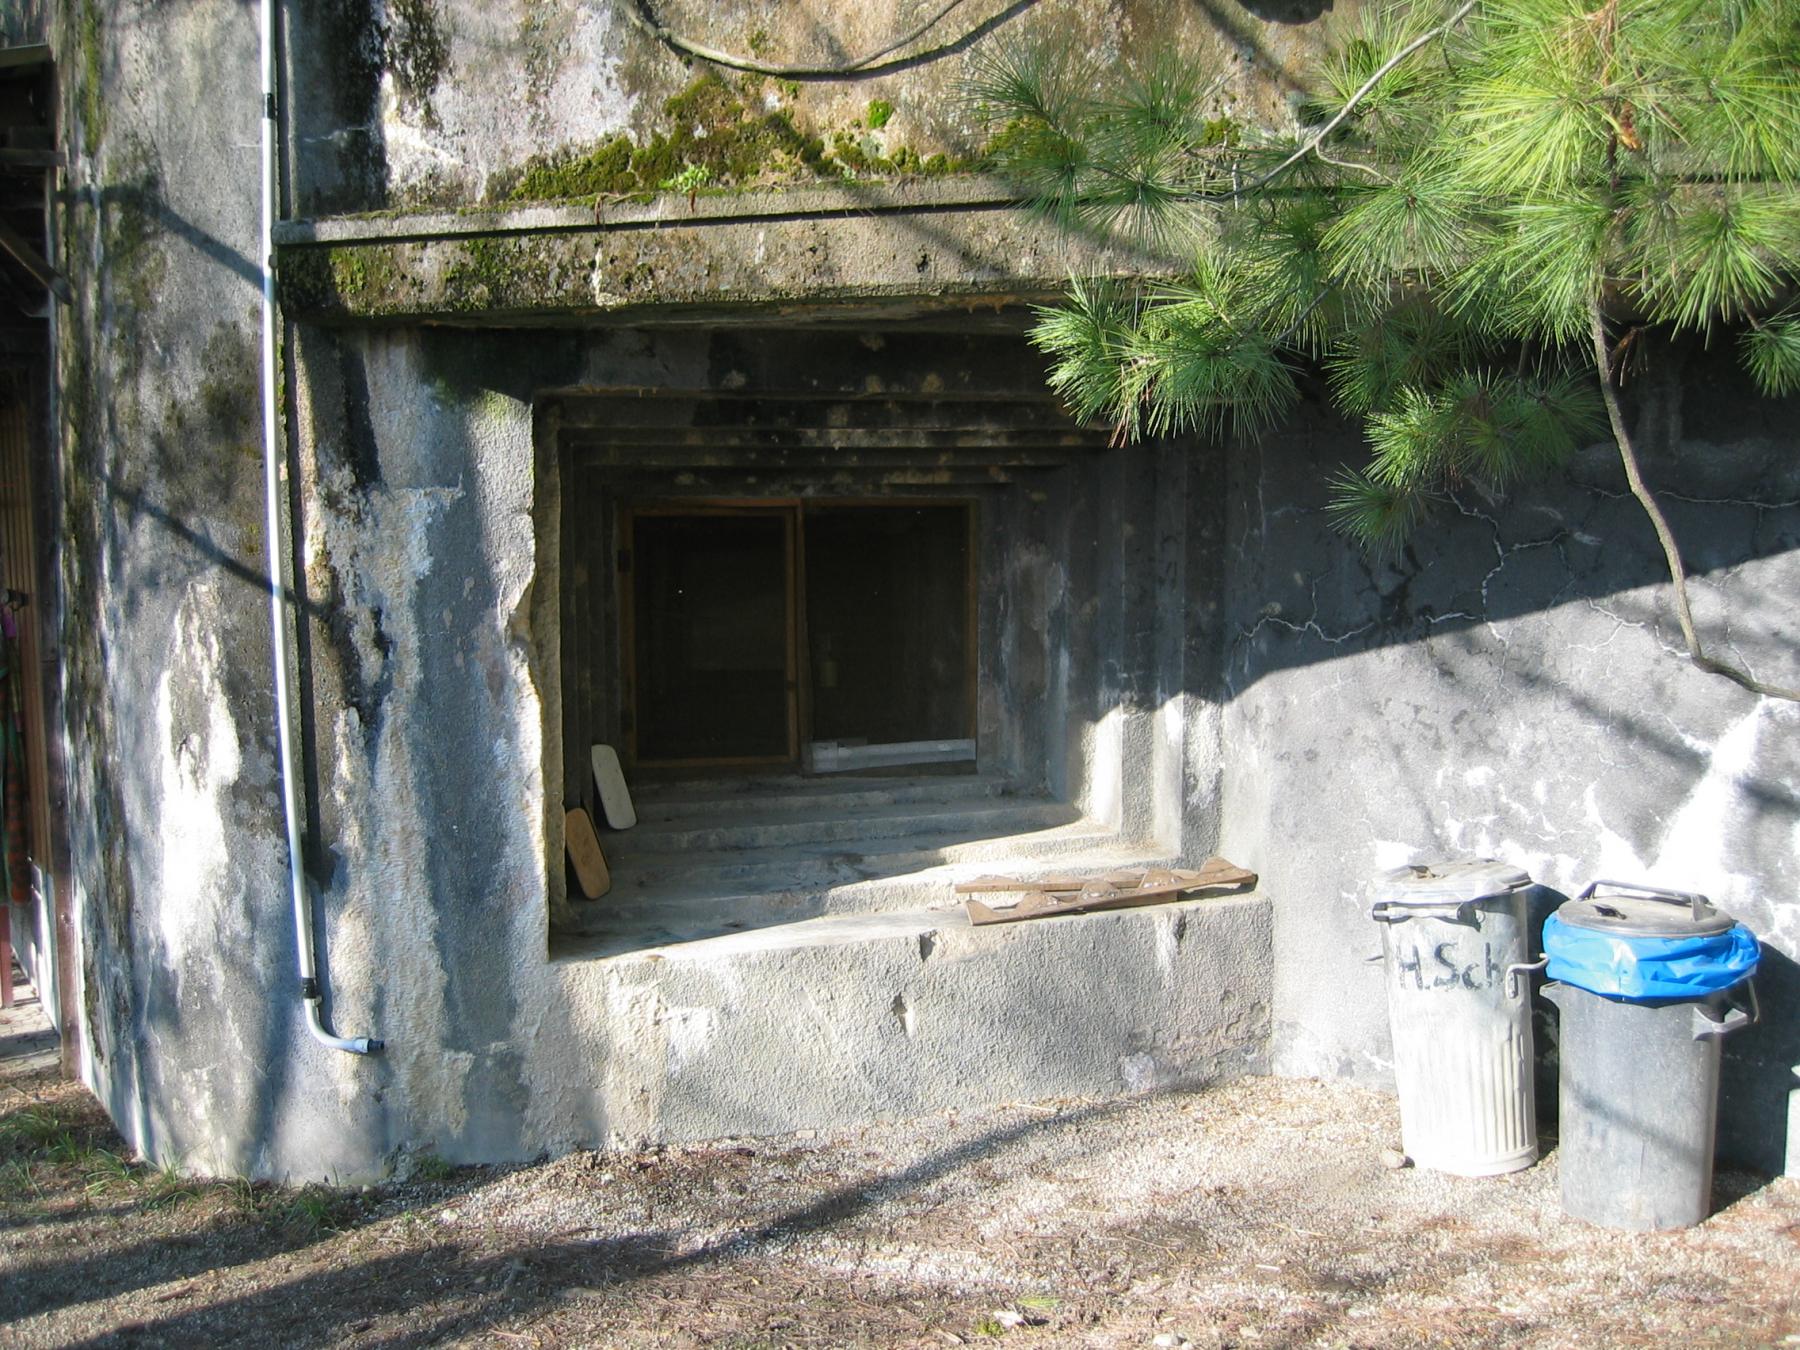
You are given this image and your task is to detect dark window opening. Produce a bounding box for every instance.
[804,505,970,748]
[621,502,974,772]
[629,510,794,765]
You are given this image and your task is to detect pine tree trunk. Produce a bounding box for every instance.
[1588,304,1798,703]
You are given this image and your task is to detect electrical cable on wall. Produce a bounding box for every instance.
[621,0,1042,80]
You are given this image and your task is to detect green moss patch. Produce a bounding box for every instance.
[489,75,966,206]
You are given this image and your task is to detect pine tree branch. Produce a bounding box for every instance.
[1588,303,1799,702]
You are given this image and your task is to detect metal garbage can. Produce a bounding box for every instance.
[1543,881,1761,1231]
[1371,860,1544,1176]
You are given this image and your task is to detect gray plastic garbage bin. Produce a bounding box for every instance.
[1370,861,1544,1177]
[1543,881,1762,1231]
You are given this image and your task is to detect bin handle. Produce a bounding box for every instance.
[1694,980,1760,1041]
[1505,955,1548,1000]
[1369,899,1476,925]
[1578,879,1711,924]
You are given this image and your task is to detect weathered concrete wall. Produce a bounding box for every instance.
[1,2,50,46]
[284,0,1347,215]
[47,0,323,1174]
[1216,349,1800,1174]
[48,0,1800,1187]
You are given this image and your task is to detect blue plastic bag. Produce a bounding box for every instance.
[1543,911,1761,1002]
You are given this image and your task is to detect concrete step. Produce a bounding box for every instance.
[608,796,1077,856]
[547,891,1273,1146]
[566,837,1179,950]
[602,813,1121,899]
[627,772,1013,823]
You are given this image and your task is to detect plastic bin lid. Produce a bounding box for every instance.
[1554,882,1735,938]
[1372,860,1530,905]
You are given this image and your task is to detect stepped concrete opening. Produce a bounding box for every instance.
[512,313,1271,1145]
[545,318,1227,959]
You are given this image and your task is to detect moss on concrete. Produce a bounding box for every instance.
[195,324,261,461]
[440,233,579,313]
[78,0,105,157]
[488,75,965,206]
[384,0,449,129]
[279,245,428,316]
[100,138,167,355]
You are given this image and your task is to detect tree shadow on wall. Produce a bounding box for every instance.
[1217,354,1800,699]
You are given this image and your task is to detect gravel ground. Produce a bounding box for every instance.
[3,971,1797,1348]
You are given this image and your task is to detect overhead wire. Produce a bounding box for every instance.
[620,0,1042,80]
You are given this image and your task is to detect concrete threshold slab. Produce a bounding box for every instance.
[548,891,1273,1147]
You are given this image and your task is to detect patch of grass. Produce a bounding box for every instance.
[490,73,957,205]
[42,1128,86,1167]
[275,1184,362,1236]
[79,0,106,156]
[141,1166,202,1212]
[412,1153,457,1182]
[82,1147,136,1195]
[0,1106,72,1152]
[0,1156,42,1202]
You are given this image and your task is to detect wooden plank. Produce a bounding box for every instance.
[962,858,1258,926]
[572,428,1106,452]
[955,871,1142,894]
[784,506,799,763]
[0,218,70,305]
[571,445,1081,472]
[0,46,52,71]
[558,396,1093,432]
[955,862,1251,895]
[590,744,637,830]
[564,806,611,899]
[591,469,1031,492]
[809,738,975,772]
[0,149,62,169]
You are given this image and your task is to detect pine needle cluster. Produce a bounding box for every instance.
[969,0,1800,553]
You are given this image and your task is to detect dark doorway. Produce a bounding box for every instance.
[804,504,971,747]
[620,501,974,772]
[627,508,797,767]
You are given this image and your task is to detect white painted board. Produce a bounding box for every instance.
[591,743,637,829]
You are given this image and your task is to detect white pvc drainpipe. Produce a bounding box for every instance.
[260,0,382,1056]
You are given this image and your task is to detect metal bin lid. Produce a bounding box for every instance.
[1372,860,1531,906]
[1554,881,1735,938]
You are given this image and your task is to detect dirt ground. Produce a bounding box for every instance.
[3,973,1798,1349]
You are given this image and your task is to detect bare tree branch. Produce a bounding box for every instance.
[1230,0,1477,198]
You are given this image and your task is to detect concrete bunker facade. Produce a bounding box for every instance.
[5,1,1797,1183]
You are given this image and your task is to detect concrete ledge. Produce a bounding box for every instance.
[273,178,1185,324]
[275,177,1035,246]
[551,891,1272,1147]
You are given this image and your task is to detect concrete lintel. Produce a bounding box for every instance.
[276,176,1034,247]
[274,179,1186,325]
